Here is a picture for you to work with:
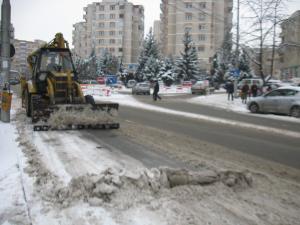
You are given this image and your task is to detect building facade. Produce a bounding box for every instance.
[153,20,162,46]
[11,39,46,77]
[279,10,300,80]
[160,0,233,71]
[72,0,144,66]
[249,48,281,80]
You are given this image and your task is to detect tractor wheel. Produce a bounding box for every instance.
[85,95,96,106]
[24,90,31,117]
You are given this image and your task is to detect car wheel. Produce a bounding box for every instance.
[290,106,300,118]
[249,103,259,113]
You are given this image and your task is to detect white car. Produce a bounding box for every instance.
[247,86,300,117]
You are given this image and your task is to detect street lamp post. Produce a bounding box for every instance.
[1,0,12,122]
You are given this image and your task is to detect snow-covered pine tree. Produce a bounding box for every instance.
[88,48,98,79]
[175,31,200,81]
[136,28,160,81]
[239,50,250,74]
[158,57,176,86]
[143,56,161,81]
[99,50,118,75]
[74,57,89,81]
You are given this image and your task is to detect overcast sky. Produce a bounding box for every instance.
[5,0,300,45]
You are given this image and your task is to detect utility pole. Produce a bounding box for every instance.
[1,0,12,122]
[234,0,240,98]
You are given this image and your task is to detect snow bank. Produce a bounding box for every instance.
[0,122,30,224]
[46,106,118,129]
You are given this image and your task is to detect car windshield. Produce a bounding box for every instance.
[40,50,74,72]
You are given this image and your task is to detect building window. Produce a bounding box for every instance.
[110,14,115,19]
[110,5,115,10]
[99,5,104,11]
[119,14,124,19]
[109,39,115,44]
[199,24,206,30]
[185,27,192,33]
[119,31,123,35]
[110,22,115,28]
[119,48,123,52]
[99,14,105,19]
[199,13,206,21]
[185,3,192,8]
[185,13,192,20]
[99,39,105,44]
[109,48,115,52]
[198,46,205,51]
[199,2,206,9]
[98,22,105,28]
[198,34,206,41]
[99,31,105,36]
[109,31,115,36]
[119,5,125,10]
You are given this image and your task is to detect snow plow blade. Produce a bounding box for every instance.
[31,103,119,131]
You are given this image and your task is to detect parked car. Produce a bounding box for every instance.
[109,81,123,89]
[132,82,151,95]
[247,86,300,117]
[8,70,21,85]
[191,80,210,95]
[96,76,105,84]
[126,79,137,88]
[9,78,20,85]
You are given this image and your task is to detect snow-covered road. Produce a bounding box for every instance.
[1,94,300,225]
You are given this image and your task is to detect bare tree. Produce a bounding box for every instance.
[241,0,288,83]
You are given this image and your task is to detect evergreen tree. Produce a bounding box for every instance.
[74,57,89,81]
[136,29,160,81]
[88,49,98,79]
[239,50,250,73]
[158,57,176,86]
[99,51,118,75]
[175,32,200,81]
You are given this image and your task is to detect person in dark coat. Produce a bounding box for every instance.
[153,80,161,101]
[226,81,234,101]
[241,83,250,103]
[251,82,258,97]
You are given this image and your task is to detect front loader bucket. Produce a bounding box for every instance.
[32,103,119,131]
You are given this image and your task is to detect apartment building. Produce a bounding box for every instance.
[153,20,162,46]
[279,10,300,80]
[11,39,46,77]
[160,0,233,70]
[72,0,144,65]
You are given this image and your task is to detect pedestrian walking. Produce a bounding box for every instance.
[251,82,258,97]
[241,82,250,104]
[226,81,234,101]
[153,80,161,101]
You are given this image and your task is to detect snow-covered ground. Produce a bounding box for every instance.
[1,93,300,225]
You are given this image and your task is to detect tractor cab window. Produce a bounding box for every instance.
[40,51,74,72]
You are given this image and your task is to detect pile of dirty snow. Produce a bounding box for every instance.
[46,106,118,128]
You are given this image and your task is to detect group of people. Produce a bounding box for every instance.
[225,81,261,104]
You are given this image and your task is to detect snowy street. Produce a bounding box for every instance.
[1,91,300,225]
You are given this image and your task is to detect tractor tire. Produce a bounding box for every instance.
[24,90,31,117]
[85,95,96,106]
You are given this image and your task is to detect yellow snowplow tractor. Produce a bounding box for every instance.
[22,33,119,131]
